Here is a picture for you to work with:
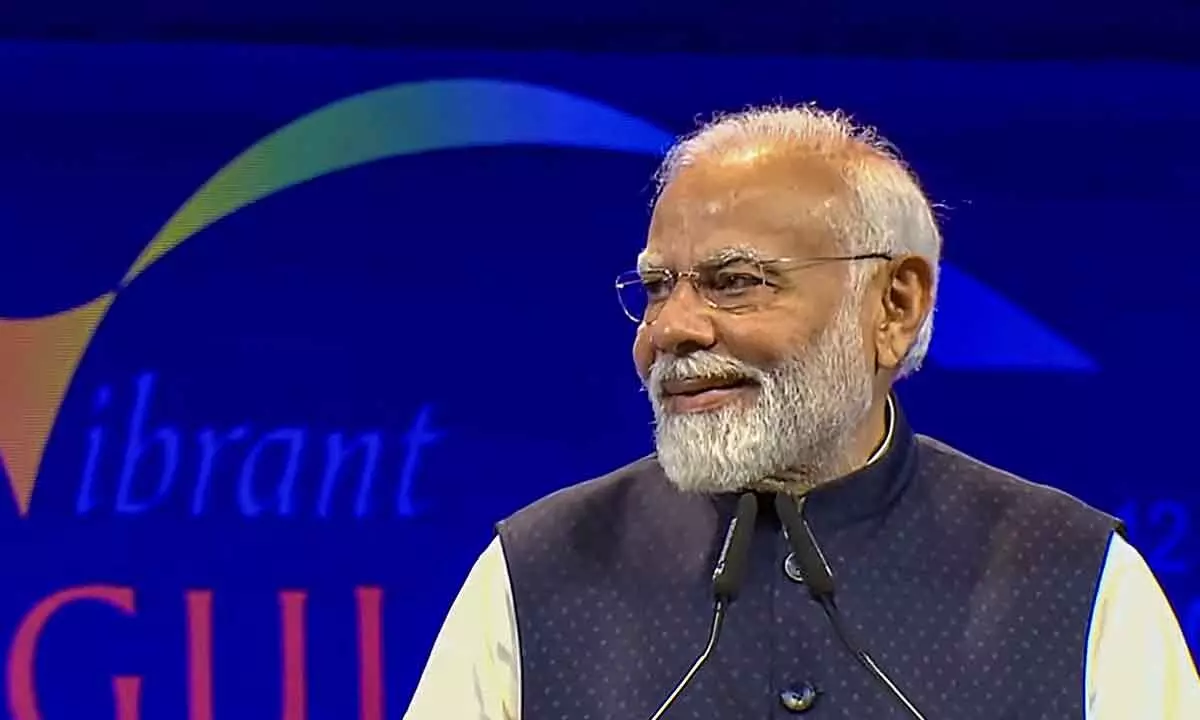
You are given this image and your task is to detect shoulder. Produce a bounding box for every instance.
[494,454,721,580]
[917,434,1111,514]
[496,454,671,541]
[914,434,1121,541]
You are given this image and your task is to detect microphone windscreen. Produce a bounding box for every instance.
[712,493,759,600]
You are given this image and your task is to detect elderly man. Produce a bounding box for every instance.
[404,106,1200,719]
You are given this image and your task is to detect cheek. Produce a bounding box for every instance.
[721,317,812,367]
[632,327,655,380]
[735,336,801,367]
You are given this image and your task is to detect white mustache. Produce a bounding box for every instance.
[648,351,767,395]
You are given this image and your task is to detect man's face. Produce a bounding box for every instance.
[634,153,882,493]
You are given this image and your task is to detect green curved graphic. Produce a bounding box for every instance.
[121,78,673,286]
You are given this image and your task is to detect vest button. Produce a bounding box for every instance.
[778,683,819,713]
[783,552,806,583]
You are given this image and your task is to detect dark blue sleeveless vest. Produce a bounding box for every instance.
[497,405,1119,719]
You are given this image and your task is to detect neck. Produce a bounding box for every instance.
[754,393,892,495]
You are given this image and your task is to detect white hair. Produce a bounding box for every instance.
[655,105,942,377]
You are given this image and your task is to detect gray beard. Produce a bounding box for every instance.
[648,300,875,494]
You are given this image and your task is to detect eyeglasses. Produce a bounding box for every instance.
[614,253,892,323]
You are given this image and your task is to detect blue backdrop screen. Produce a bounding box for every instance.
[0,41,1197,718]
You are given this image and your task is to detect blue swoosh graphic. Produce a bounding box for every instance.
[132,77,1098,373]
[928,265,1095,371]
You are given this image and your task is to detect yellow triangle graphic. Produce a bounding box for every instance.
[0,294,115,515]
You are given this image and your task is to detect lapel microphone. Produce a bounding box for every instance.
[774,493,929,720]
[646,492,759,720]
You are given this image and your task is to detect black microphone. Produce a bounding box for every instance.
[774,493,928,720]
[646,492,758,720]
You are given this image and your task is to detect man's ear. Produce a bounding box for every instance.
[874,255,934,371]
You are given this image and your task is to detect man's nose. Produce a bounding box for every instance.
[647,283,718,356]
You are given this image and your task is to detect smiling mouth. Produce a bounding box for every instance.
[661,375,758,399]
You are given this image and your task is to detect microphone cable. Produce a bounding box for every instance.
[646,492,759,720]
[774,492,928,720]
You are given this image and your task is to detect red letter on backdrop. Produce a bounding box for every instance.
[279,590,308,720]
[185,590,215,720]
[6,585,137,720]
[113,676,141,720]
[356,587,384,720]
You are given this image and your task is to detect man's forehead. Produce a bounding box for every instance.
[658,148,847,206]
[644,191,840,268]
[651,188,839,234]
[650,156,843,253]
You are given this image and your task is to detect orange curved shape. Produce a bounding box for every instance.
[0,294,115,515]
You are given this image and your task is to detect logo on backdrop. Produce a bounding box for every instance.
[0,78,1096,518]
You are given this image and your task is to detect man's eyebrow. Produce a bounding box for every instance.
[638,244,777,272]
[700,246,770,266]
[637,246,770,272]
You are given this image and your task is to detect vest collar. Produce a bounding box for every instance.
[700,394,918,531]
[800,393,917,532]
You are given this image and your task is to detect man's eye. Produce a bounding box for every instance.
[710,272,763,293]
[642,276,673,299]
